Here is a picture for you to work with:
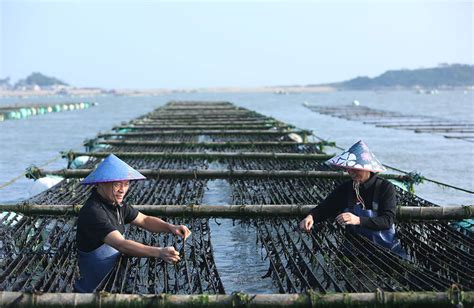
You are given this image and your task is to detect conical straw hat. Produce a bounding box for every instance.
[326,140,386,173]
[81,154,146,185]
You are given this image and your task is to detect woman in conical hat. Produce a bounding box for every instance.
[299,141,405,256]
[74,154,191,293]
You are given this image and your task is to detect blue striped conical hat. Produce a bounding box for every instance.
[81,154,146,185]
[326,140,386,173]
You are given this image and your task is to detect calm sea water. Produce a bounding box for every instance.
[0,90,472,293]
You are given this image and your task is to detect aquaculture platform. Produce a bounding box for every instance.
[304,104,474,143]
[0,101,472,307]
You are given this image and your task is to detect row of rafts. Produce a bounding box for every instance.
[1,101,472,298]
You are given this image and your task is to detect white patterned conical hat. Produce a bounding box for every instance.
[326,140,386,172]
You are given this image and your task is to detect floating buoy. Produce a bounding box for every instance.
[287,133,303,143]
[28,176,63,198]
[70,156,90,169]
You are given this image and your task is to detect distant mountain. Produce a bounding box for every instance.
[14,72,69,88]
[0,77,11,89]
[323,64,474,90]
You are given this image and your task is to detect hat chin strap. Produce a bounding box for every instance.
[353,181,366,210]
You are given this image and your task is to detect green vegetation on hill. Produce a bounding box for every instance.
[0,77,10,85]
[329,64,474,90]
[14,72,69,88]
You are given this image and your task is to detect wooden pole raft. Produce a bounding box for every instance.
[26,168,412,181]
[0,290,472,307]
[3,204,472,220]
[62,151,334,161]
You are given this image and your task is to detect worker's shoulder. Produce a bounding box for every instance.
[79,194,104,217]
[338,180,353,190]
[376,176,396,192]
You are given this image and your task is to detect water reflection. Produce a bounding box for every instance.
[202,177,275,293]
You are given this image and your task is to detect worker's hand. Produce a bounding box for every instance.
[158,246,181,263]
[299,215,314,232]
[170,224,192,240]
[336,212,360,226]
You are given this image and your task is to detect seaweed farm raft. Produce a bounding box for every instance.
[304,103,474,143]
[1,101,473,307]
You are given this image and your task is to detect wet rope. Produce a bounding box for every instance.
[0,154,62,190]
[311,135,474,194]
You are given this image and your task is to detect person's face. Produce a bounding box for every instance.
[347,169,371,184]
[97,180,130,205]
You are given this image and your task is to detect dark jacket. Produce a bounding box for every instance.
[308,174,397,230]
[76,189,139,252]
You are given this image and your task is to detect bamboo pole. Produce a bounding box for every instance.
[149,108,253,113]
[134,119,281,125]
[415,128,474,133]
[144,116,265,120]
[163,106,242,110]
[97,130,311,137]
[113,124,292,130]
[92,140,332,147]
[164,106,236,109]
[167,101,232,106]
[395,205,474,220]
[376,123,473,128]
[444,135,474,139]
[145,114,259,119]
[164,106,239,109]
[62,151,334,161]
[25,168,411,181]
[1,204,472,220]
[147,113,256,118]
[132,121,282,126]
[0,290,471,307]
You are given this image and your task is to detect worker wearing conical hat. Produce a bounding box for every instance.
[74,154,191,293]
[299,140,405,256]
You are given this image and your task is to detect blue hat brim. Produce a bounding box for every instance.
[81,154,146,185]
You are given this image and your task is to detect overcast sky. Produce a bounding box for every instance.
[1,0,472,89]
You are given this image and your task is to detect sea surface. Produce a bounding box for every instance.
[0,90,473,292]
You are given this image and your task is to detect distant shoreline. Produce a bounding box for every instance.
[2,85,472,99]
[0,86,335,98]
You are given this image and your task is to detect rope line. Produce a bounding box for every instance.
[0,155,62,190]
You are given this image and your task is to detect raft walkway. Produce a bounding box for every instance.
[0,101,472,307]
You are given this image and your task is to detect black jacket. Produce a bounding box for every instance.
[308,174,397,230]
